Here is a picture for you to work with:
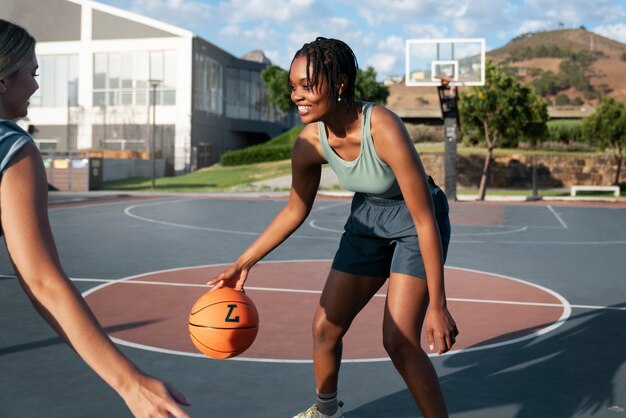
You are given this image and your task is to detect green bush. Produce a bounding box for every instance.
[546,119,583,143]
[220,145,293,166]
[405,123,443,143]
[219,125,304,166]
[554,94,570,105]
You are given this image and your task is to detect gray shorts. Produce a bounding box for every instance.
[332,178,451,279]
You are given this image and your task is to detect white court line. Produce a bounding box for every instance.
[310,201,350,213]
[6,265,625,363]
[75,263,573,362]
[121,198,625,244]
[547,205,569,229]
[308,220,531,237]
[453,239,626,245]
[2,273,623,311]
[69,277,625,311]
[451,226,528,237]
[123,200,338,240]
[48,197,178,212]
[308,220,343,233]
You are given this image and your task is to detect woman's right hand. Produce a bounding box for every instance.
[207,262,248,291]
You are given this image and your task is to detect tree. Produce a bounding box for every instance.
[260,64,390,111]
[582,96,626,185]
[555,94,571,106]
[355,66,389,104]
[260,65,293,113]
[459,60,549,200]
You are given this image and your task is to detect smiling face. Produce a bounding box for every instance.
[0,53,39,120]
[289,55,338,124]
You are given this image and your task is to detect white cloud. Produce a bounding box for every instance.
[354,0,441,26]
[377,36,405,56]
[365,52,399,76]
[359,36,405,77]
[220,25,240,37]
[129,0,215,25]
[594,23,626,43]
[405,24,449,39]
[521,0,625,26]
[516,19,554,35]
[218,0,316,24]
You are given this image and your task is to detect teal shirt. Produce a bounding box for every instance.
[318,102,401,198]
[0,120,33,179]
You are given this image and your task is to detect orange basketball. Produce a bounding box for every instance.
[188,287,259,359]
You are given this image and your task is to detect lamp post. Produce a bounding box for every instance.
[148,79,161,189]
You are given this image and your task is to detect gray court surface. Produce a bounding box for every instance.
[1,192,625,418]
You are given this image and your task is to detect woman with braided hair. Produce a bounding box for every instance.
[211,37,457,418]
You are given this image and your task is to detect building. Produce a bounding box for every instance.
[5,0,295,176]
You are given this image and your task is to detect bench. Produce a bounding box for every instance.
[570,185,621,197]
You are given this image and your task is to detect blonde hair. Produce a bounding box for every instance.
[0,19,36,80]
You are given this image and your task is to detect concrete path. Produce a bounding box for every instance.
[251,166,341,191]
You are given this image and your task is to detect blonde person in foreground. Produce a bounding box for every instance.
[0,19,191,418]
[210,37,458,418]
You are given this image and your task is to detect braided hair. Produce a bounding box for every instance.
[0,20,36,80]
[290,37,358,106]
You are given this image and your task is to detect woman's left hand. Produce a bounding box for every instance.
[120,373,191,418]
[425,306,459,355]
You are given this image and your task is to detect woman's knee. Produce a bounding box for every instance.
[382,326,421,357]
[312,312,345,347]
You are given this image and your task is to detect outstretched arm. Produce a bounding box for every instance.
[210,127,324,290]
[0,143,190,418]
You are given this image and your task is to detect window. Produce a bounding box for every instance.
[30,55,78,108]
[93,50,176,107]
[194,53,223,115]
[224,67,286,122]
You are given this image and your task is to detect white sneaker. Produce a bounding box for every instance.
[293,402,344,418]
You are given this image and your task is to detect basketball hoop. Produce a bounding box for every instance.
[403,38,487,201]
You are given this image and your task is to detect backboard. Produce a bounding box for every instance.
[405,38,485,87]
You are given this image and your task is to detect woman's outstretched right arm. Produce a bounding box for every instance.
[209,128,324,291]
[0,143,190,418]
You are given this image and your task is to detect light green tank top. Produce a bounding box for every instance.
[318,102,401,198]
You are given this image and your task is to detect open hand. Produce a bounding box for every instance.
[122,374,191,418]
[207,263,248,291]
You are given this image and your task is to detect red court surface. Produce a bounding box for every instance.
[84,260,568,362]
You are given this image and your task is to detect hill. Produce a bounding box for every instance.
[489,29,626,104]
[386,29,626,121]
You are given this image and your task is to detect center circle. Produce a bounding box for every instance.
[84,260,569,362]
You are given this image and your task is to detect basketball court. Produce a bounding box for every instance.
[1,191,625,417]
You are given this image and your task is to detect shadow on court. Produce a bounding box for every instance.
[351,304,626,417]
[0,319,163,357]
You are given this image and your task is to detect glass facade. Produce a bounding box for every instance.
[194,53,223,115]
[225,68,283,123]
[30,55,79,108]
[93,50,176,107]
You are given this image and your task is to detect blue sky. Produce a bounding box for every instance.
[99,0,626,79]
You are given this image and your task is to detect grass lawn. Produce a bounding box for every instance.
[103,160,292,192]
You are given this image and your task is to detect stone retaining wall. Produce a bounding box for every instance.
[421,153,624,188]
